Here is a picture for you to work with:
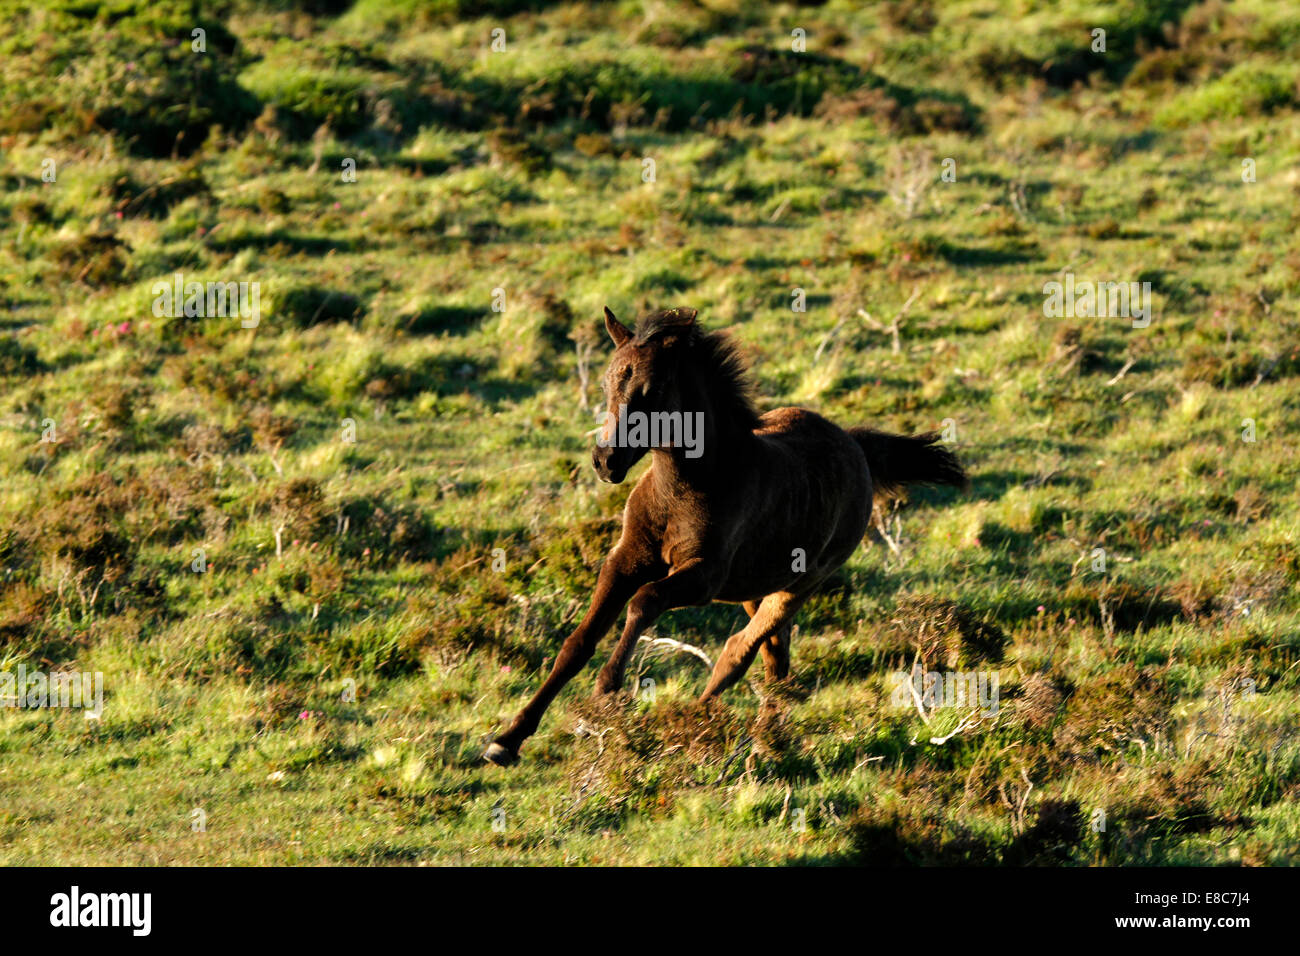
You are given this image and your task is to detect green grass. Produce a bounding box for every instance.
[1,0,1299,865]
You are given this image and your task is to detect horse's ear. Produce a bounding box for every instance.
[604,306,632,347]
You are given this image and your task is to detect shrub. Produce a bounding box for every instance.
[49,233,130,288]
[109,167,210,219]
[1156,64,1296,126]
[0,337,42,377]
[268,285,364,328]
[5,3,260,155]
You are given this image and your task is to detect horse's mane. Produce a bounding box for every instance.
[634,310,761,430]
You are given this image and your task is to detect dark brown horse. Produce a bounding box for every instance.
[484,306,966,765]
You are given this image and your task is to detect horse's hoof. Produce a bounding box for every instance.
[483,742,518,766]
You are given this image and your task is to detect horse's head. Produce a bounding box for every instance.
[592,305,698,483]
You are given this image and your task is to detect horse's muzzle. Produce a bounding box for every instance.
[592,447,628,484]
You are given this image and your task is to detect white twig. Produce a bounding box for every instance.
[907,654,931,727]
[852,754,884,773]
[813,316,847,365]
[636,636,713,669]
[929,711,981,745]
[858,285,921,354]
[575,340,595,411]
[1105,357,1136,387]
[871,508,902,556]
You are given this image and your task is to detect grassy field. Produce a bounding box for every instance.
[2,0,1299,865]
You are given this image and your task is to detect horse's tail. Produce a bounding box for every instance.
[848,427,967,498]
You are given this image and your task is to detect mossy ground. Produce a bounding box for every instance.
[1,0,1299,864]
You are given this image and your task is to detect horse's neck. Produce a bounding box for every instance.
[650,387,755,493]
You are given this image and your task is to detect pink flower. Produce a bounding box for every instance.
[1037,605,1046,614]
[299,710,310,719]
[117,322,131,335]
[501,666,512,674]
[114,211,123,219]
[333,202,341,210]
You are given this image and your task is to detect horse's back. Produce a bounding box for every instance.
[755,406,866,471]
[714,405,873,593]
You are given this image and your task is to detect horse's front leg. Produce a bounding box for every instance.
[484,550,645,765]
[593,559,718,696]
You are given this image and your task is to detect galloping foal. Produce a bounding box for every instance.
[484,306,966,766]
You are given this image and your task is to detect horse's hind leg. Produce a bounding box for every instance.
[701,592,803,700]
[759,622,792,682]
[742,600,790,682]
